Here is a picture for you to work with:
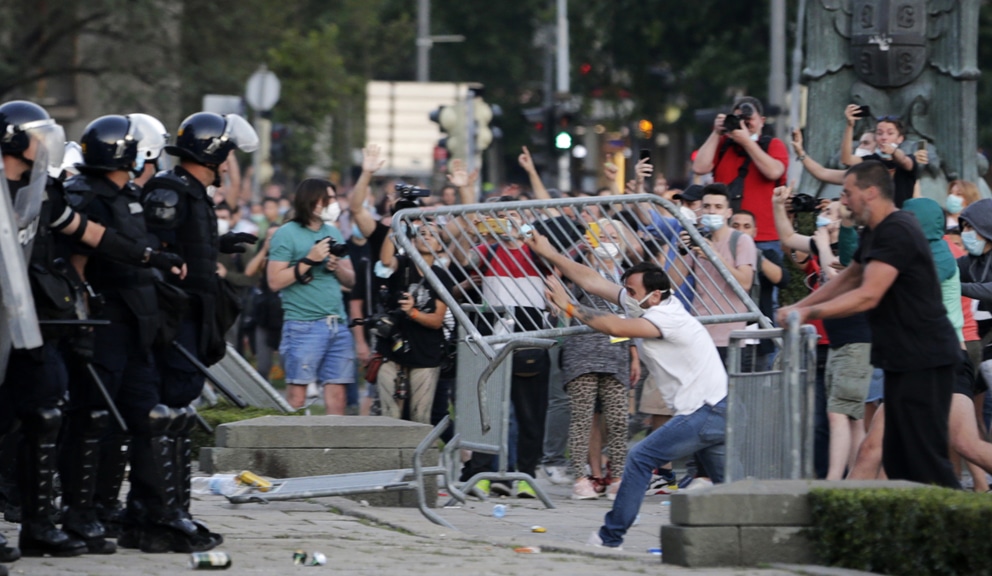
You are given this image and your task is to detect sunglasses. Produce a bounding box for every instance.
[875,115,901,123]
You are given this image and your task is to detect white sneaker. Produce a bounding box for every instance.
[543,465,572,486]
[682,477,714,492]
[606,479,621,501]
[571,478,600,500]
[306,382,320,399]
[587,530,623,551]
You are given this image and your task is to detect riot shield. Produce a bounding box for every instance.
[0,163,43,384]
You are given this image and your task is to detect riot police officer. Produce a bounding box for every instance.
[136,112,257,553]
[0,101,184,559]
[60,114,177,555]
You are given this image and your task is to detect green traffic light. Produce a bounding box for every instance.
[555,131,572,149]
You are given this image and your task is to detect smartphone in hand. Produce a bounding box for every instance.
[639,149,652,165]
[854,105,871,119]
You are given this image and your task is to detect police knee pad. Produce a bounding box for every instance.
[21,407,62,435]
[147,405,173,437]
[179,406,198,435]
[170,407,190,436]
[86,410,110,436]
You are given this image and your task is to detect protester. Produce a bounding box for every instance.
[526,237,729,549]
[779,161,960,487]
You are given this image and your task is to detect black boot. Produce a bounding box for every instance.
[120,405,209,553]
[60,409,116,554]
[175,407,222,550]
[18,408,86,557]
[93,432,129,539]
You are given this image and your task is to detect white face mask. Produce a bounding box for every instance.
[320,202,341,224]
[217,219,231,236]
[622,291,656,319]
[206,185,218,199]
[699,213,726,232]
[854,147,872,158]
[593,242,621,262]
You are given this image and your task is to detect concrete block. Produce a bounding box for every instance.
[740,526,816,565]
[670,479,925,526]
[661,525,739,567]
[215,416,433,449]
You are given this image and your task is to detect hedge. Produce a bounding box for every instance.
[190,403,299,459]
[808,487,992,576]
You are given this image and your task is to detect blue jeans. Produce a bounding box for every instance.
[598,398,729,547]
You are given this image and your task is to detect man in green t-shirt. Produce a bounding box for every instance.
[268,179,356,412]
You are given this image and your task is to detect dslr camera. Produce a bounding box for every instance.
[315,237,349,257]
[395,182,431,199]
[722,102,757,133]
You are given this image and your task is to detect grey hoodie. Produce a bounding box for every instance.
[957,198,992,306]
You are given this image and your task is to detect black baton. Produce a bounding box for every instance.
[86,363,128,433]
[170,341,248,408]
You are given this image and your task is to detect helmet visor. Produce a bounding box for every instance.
[22,119,66,171]
[128,113,168,160]
[223,114,259,153]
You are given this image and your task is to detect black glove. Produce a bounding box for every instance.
[219,232,258,254]
[146,250,185,274]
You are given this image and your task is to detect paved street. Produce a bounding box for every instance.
[2,475,868,575]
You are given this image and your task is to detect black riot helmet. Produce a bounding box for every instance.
[78,115,141,173]
[165,112,258,168]
[0,100,66,168]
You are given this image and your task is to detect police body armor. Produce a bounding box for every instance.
[64,175,159,350]
[141,168,220,360]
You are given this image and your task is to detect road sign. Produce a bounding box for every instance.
[245,67,281,112]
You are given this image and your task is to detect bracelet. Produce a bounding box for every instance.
[796,154,807,162]
[409,308,419,319]
[565,303,575,319]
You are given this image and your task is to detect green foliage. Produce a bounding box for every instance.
[808,487,992,576]
[190,404,298,459]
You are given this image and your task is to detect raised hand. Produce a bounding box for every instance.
[518,146,536,173]
[844,104,861,126]
[362,144,386,173]
[447,158,469,188]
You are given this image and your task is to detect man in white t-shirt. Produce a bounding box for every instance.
[529,235,729,550]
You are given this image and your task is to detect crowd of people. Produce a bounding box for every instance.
[1,89,990,570]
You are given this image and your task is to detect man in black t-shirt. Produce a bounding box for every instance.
[778,160,960,488]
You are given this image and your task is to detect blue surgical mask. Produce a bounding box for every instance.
[816,215,832,228]
[699,214,725,232]
[962,230,987,256]
[946,195,964,215]
[131,155,145,175]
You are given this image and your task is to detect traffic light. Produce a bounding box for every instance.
[637,119,653,140]
[430,95,498,161]
[554,111,576,151]
[522,105,554,168]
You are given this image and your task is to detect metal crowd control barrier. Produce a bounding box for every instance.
[199,343,294,413]
[724,312,816,482]
[389,194,773,516]
[231,194,776,527]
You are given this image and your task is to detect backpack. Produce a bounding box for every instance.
[716,135,781,211]
[727,230,762,307]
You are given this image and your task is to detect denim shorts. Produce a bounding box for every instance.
[280,317,355,386]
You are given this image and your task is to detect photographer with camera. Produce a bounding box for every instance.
[374,214,453,424]
[691,96,788,251]
[267,178,355,412]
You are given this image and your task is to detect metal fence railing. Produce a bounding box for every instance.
[724,312,816,482]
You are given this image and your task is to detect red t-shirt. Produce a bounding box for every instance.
[712,136,789,242]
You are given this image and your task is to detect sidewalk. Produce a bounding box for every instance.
[1,472,875,575]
